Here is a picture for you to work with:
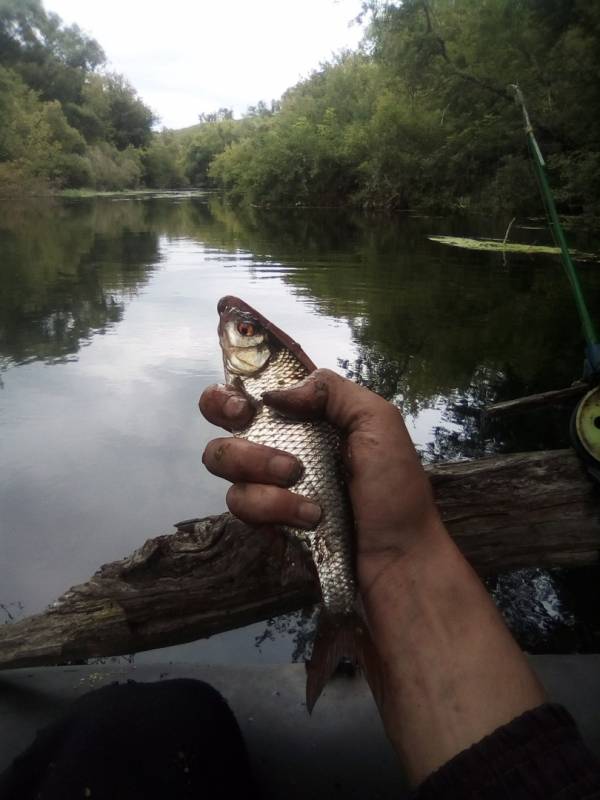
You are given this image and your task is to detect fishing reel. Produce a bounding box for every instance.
[571,386,600,482]
[570,346,600,481]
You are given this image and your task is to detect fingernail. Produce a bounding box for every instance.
[223,394,248,419]
[268,454,303,484]
[296,501,322,528]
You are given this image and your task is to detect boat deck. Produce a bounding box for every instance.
[1,657,600,798]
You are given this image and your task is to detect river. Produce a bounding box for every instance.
[2,192,600,662]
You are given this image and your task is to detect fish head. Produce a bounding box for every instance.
[217,296,316,382]
[218,297,273,380]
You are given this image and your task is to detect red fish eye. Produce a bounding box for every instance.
[237,321,255,337]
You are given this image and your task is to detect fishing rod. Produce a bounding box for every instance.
[510,84,600,472]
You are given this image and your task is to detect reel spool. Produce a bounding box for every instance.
[571,386,600,479]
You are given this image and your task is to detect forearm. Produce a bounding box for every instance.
[201,372,545,783]
[360,511,545,786]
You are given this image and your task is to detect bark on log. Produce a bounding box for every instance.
[484,383,588,417]
[1,449,599,670]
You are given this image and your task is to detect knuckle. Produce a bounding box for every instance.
[312,367,337,383]
[320,367,348,387]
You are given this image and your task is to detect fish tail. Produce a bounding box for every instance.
[305,609,380,713]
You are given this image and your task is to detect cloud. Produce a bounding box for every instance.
[45,0,365,128]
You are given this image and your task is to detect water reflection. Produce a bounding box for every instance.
[1,193,599,660]
[0,199,162,367]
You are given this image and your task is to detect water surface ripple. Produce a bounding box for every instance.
[2,194,600,661]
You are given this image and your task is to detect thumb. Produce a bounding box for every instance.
[264,369,434,553]
[263,368,414,448]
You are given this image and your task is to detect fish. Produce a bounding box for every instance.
[217,295,374,711]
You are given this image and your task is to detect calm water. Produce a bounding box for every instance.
[2,193,600,661]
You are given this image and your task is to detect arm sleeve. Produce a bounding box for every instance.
[415,703,600,799]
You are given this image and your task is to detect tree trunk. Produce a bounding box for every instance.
[0,449,598,670]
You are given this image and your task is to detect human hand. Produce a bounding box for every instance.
[200,369,545,784]
[200,368,443,594]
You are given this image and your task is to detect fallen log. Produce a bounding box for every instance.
[1,449,599,670]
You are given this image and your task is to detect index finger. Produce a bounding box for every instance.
[199,383,255,432]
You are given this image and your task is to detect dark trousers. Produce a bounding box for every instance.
[0,679,259,799]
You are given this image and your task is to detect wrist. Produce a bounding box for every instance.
[357,516,545,785]
[357,506,451,602]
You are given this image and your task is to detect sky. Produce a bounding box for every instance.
[44,0,366,130]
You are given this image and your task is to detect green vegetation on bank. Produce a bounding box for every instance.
[0,0,188,194]
[207,1,600,214]
[1,0,599,213]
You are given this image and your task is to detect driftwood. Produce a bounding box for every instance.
[484,382,588,417]
[1,449,599,671]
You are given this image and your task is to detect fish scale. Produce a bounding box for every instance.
[238,348,356,616]
[217,296,373,711]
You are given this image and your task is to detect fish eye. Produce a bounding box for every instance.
[237,321,257,337]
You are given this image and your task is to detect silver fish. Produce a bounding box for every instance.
[217,296,372,711]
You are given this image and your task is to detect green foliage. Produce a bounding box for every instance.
[0,0,105,105]
[87,143,142,190]
[0,0,159,193]
[202,1,600,213]
[550,151,600,217]
[54,152,93,188]
[142,133,187,189]
[0,64,88,188]
[2,0,599,206]
[210,54,378,205]
[101,73,156,150]
[184,110,240,185]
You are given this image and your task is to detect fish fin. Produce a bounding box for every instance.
[305,609,381,714]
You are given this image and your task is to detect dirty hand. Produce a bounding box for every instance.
[200,368,545,785]
[199,368,443,592]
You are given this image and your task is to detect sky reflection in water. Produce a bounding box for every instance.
[2,195,600,662]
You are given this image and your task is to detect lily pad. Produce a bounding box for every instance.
[428,236,599,262]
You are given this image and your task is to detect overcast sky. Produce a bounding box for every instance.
[44,0,366,130]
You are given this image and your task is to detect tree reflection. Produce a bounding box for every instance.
[3,194,599,654]
[191,201,600,654]
[0,198,161,366]
[254,608,317,663]
[198,199,600,426]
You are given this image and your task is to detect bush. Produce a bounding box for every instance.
[481,155,540,215]
[87,143,142,190]
[54,153,94,188]
[550,151,600,216]
[142,137,187,188]
[0,162,49,196]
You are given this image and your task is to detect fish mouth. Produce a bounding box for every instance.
[217,296,318,375]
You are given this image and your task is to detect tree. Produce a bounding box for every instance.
[198,107,234,123]
[185,113,241,185]
[0,0,105,106]
[102,73,156,150]
[142,133,187,189]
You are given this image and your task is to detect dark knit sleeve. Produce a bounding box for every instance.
[415,703,600,799]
